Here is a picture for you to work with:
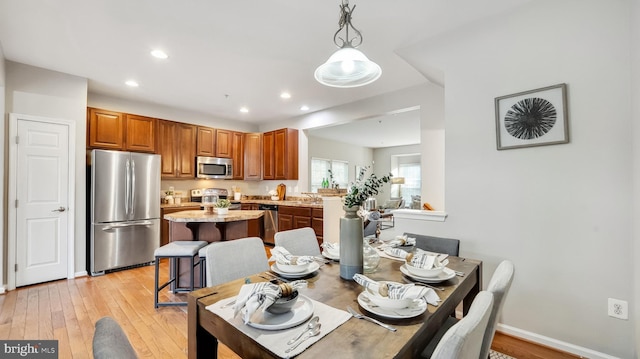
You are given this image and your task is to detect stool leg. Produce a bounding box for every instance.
[171,257,178,292]
[200,258,206,288]
[189,256,195,292]
[154,257,160,308]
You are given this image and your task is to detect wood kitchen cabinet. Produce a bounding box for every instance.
[278,206,322,247]
[87,108,156,152]
[232,131,244,179]
[157,120,197,178]
[244,132,262,180]
[196,126,216,156]
[215,129,233,158]
[263,128,298,180]
[87,108,125,150]
[241,203,263,238]
[312,208,324,245]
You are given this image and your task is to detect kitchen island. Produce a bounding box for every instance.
[164,209,264,242]
[164,209,265,288]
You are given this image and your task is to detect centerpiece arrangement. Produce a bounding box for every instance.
[214,198,231,215]
[340,166,391,280]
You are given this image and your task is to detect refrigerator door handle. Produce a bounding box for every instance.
[125,159,131,216]
[131,159,136,217]
[101,221,154,231]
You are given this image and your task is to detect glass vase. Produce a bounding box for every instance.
[363,239,380,273]
[340,205,364,280]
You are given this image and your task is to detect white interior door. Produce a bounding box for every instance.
[14,117,70,286]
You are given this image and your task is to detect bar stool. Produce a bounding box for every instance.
[154,240,207,308]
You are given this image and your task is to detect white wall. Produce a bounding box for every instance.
[372,145,421,204]
[5,62,88,276]
[308,135,374,182]
[398,0,634,357]
[0,44,6,289]
[631,0,640,355]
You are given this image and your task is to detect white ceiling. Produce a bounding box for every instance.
[0,0,531,146]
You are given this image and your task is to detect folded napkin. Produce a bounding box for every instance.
[353,274,440,305]
[321,242,339,250]
[269,246,316,265]
[233,280,307,324]
[380,234,416,248]
[384,248,449,269]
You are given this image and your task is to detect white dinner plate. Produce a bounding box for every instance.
[357,292,427,319]
[322,251,339,261]
[271,262,320,278]
[400,265,456,283]
[247,295,314,330]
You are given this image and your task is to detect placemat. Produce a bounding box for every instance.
[206,295,351,358]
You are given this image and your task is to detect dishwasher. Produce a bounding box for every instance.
[258,204,278,245]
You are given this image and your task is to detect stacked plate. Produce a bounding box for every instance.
[400,264,456,283]
[271,262,320,278]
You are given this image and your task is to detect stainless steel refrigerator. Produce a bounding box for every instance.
[89,149,161,275]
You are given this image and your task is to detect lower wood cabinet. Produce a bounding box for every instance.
[278,206,323,247]
[241,203,263,238]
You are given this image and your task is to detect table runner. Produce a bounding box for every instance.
[206,295,351,358]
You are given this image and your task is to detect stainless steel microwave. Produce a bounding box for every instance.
[196,156,233,179]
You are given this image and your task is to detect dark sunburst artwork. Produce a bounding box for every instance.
[504,97,557,140]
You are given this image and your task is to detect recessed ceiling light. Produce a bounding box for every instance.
[150,49,168,59]
[240,107,249,113]
[280,92,291,99]
[300,105,310,111]
[125,80,139,87]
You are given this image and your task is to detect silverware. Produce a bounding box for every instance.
[221,298,236,308]
[454,271,465,277]
[346,306,397,332]
[285,325,321,353]
[263,271,290,283]
[287,316,320,345]
[401,277,445,291]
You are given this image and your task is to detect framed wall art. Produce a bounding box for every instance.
[495,83,569,150]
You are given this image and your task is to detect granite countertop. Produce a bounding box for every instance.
[161,202,202,209]
[163,210,264,222]
[239,199,324,208]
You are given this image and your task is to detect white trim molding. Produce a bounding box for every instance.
[392,209,448,222]
[497,324,620,359]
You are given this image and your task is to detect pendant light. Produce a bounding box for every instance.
[314,0,382,88]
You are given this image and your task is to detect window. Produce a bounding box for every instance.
[391,154,421,208]
[311,158,348,192]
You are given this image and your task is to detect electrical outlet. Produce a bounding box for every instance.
[608,298,628,320]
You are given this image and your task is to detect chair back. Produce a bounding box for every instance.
[431,291,494,359]
[205,237,270,287]
[93,317,138,359]
[404,232,460,256]
[274,227,321,257]
[480,260,515,358]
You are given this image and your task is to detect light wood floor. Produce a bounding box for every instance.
[0,259,580,359]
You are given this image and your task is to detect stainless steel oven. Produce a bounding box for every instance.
[190,188,241,210]
[196,156,233,179]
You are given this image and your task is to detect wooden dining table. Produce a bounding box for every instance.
[188,255,482,358]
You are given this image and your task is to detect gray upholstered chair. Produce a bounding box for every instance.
[205,237,270,287]
[404,232,460,257]
[429,291,494,359]
[93,316,138,359]
[479,260,515,359]
[274,227,321,257]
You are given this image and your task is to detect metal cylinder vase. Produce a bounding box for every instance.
[340,205,364,280]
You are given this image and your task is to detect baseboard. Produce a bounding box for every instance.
[497,324,620,359]
[74,271,88,278]
[0,285,6,294]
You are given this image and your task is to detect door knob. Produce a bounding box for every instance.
[52,207,66,212]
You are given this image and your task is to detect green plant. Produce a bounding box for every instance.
[214,199,232,208]
[327,169,338,189]
[343,166,392,208]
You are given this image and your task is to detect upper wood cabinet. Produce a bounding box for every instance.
[263,128,298,180]
[244,132,262,180]
[196,126,216,156]
[215,129,233,158]
[87,108,155,153]
[232,131,244,179]
[87,108,125,150]
[262,131,275,179]
[125,114,156,152]
[157,120,197,178]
